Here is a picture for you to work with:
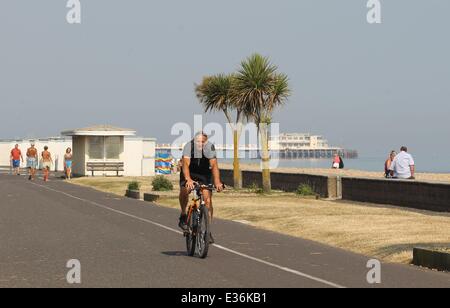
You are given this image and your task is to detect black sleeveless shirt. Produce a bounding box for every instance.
[182,140,217,177]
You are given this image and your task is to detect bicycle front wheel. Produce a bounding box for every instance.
[195,205,210,259]
[186,211,197,257]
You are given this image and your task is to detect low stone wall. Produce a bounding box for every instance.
[413,248,450,272]
[220,169,255,189]
[342,177,450,212]
[221,168,450,212]
[220,169,337,198]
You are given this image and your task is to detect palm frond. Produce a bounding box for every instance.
[232,53,291,124]
[195,74,235,115]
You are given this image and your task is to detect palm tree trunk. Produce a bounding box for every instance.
[233,128,242,189]
[259,124,271,193]
[224,111,242,189]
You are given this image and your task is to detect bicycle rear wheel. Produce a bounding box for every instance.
[195,205,210,259]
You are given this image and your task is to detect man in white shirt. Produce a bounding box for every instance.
[389,146,415,179]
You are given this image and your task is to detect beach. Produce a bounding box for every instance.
[220,163,450,184]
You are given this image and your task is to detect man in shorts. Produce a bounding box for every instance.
[178,132,224,242]
[26,143,39,181]
[10,144,24,176]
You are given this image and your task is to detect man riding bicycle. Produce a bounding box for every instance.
[178,132,224,242]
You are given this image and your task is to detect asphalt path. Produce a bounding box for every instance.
[0,173,449,288]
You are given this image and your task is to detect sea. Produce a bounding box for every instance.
[218,156,450,174]
[162,149,449,174]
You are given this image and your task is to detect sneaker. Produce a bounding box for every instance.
[178,214,188,232]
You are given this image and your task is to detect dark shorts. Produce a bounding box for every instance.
[180,172,212,189]
[12,160,20,168]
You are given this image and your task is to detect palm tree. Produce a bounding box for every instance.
[195,74,244,189]
[233,54,291,193]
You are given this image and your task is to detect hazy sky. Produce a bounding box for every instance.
[1,0,449,158]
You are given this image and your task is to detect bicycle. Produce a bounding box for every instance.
[184,183,215,259]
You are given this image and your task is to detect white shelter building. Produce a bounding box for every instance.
[61,125,156,177]
[0,125,156,177]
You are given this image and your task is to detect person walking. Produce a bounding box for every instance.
[41,146,53,182]
[10,144,24,176]
[26,143,39,181]
[64,148,73,180]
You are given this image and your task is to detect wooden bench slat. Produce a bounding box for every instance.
[86,162,125,176]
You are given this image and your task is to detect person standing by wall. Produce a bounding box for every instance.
[332,153,344,169]
[338,155,345,169]
[41,146,53,182]
[10,144,24,176]
[64,148,73,180]
[26,143,39,181]
[332,153,341,169]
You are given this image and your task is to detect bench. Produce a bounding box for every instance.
[86,162,124,177]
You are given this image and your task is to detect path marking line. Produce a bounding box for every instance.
[30,182,346,289]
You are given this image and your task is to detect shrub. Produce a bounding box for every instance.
[152,176,174,191]
[249,182,264,195]
[296,184,315,196]
[128,181,141,191]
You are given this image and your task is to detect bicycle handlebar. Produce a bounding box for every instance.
[192,183,225,191]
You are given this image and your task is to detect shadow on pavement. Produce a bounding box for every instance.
[161,251,189,257]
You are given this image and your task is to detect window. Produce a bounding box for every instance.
[88,136,104,160]
[105,136,121,160]
[88,136,122,160]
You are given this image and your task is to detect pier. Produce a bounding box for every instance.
[157,133,358,159]
[156,144,358,160]
[274,149,358,159]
